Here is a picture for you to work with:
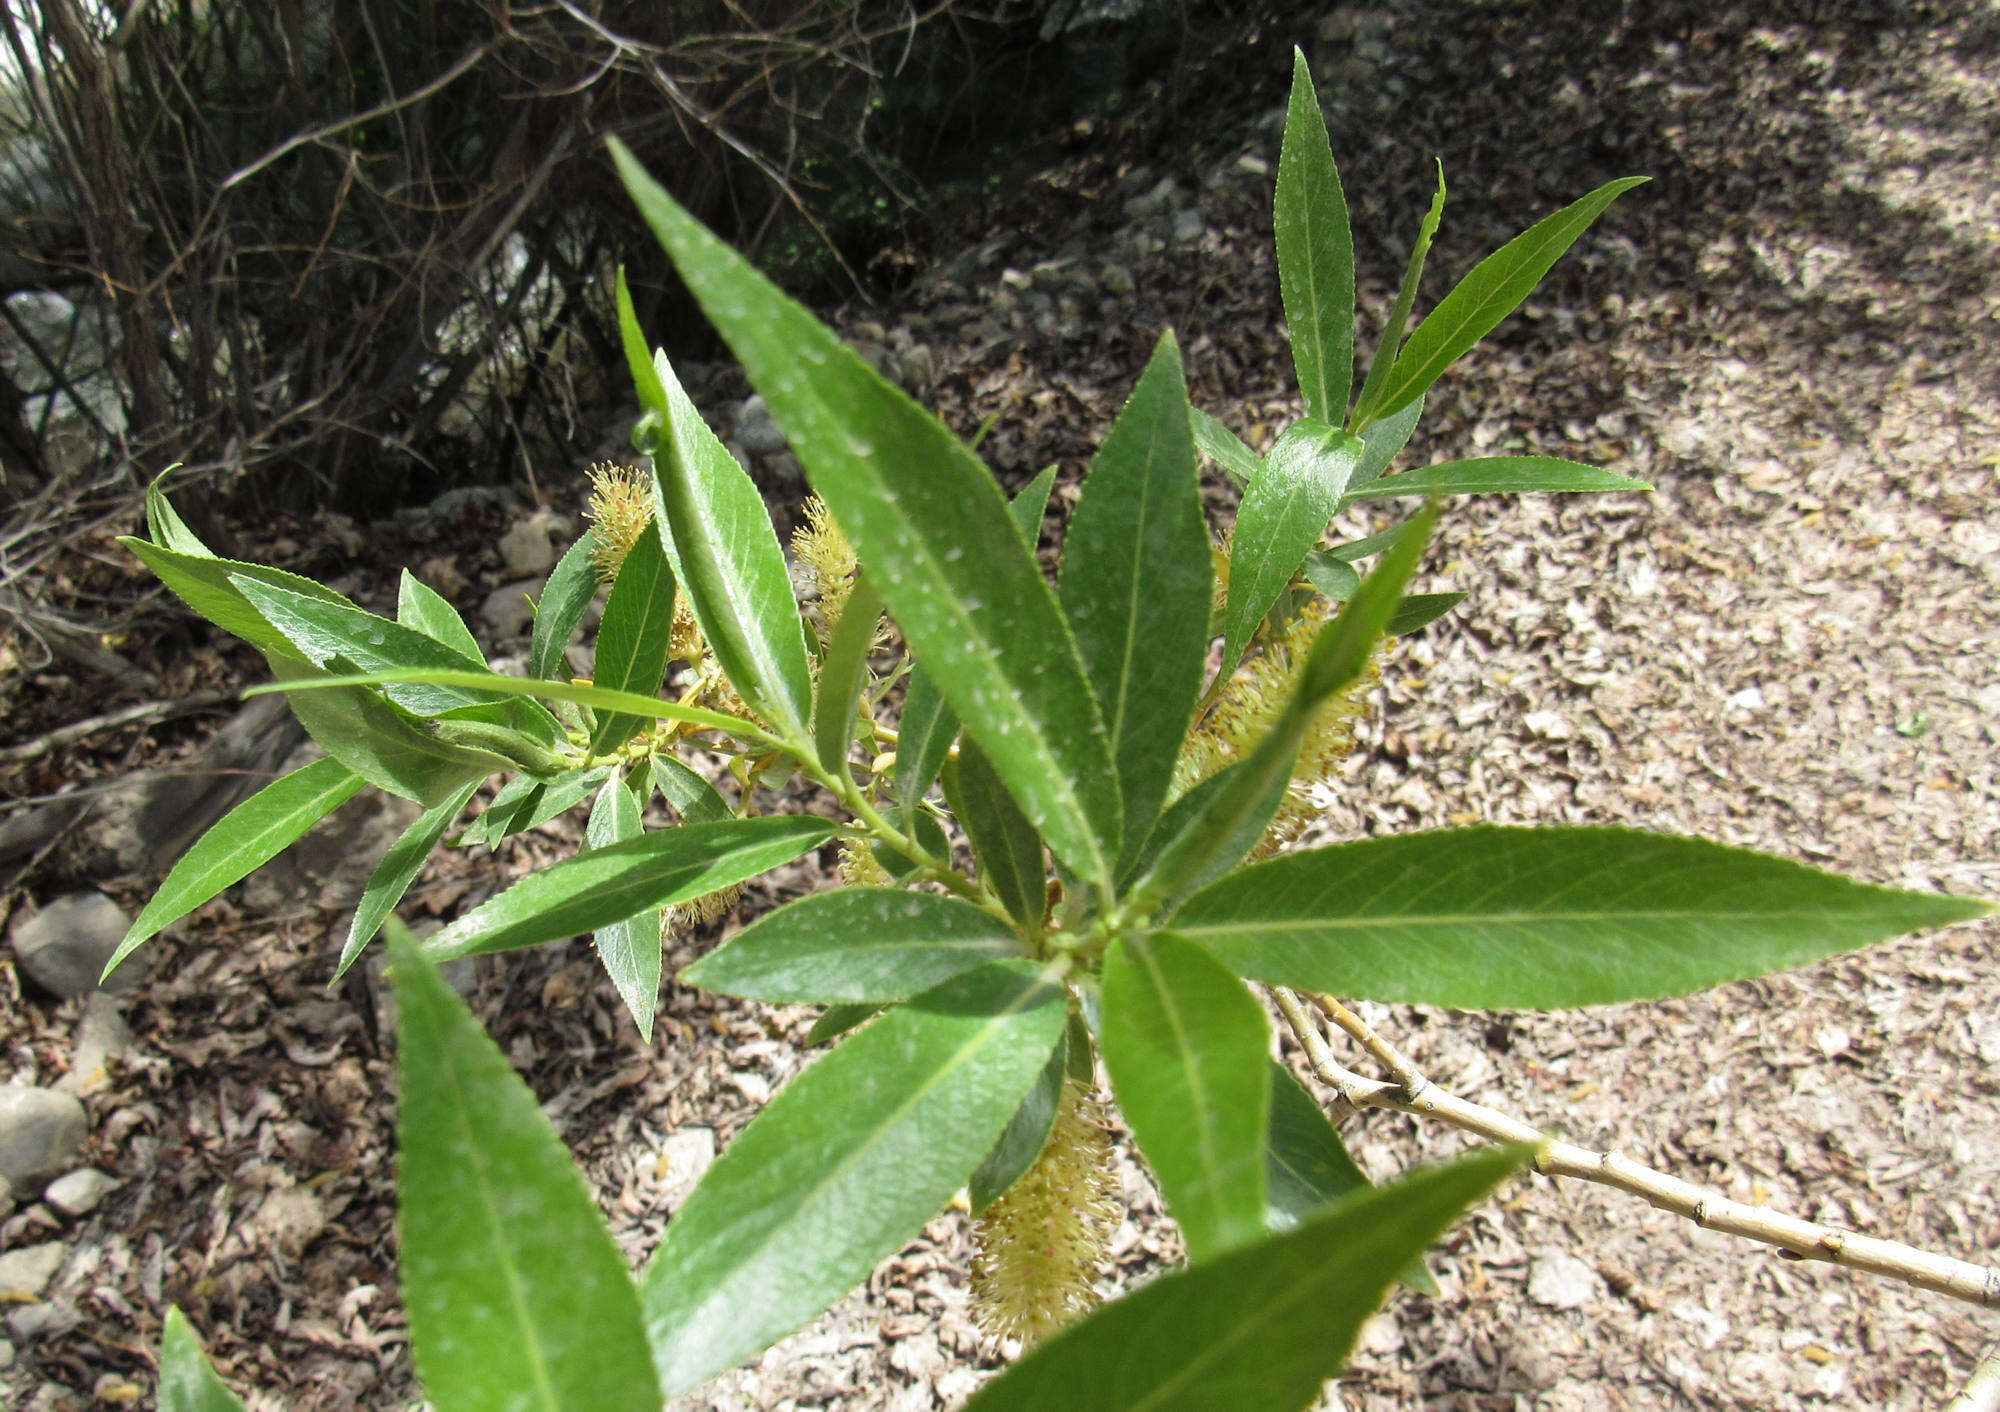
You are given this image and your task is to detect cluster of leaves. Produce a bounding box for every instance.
[133,52,1986,1412]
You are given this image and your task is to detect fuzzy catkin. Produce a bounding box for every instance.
[791,495,858,649]
[970,1080,1120,1346]
[585,461,654,582]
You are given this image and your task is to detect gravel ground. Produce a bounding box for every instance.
[2,2,1996,1408]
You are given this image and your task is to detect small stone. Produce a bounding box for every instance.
[9,892,134,998]
[728,1070,771,1105]
[656,1127,716,1214]
[480,580,539,640]
[248,1186,327,1260]
[44,1168,115,1218]
[734,395,789,456]
[0,1241,69,1299]
[7,1300,78,1342]
[1170,208,1207,245]
[57,995,133,1097]
[0,1174,12,1217]
[1725,684,1766,712]
[1527,1251,1601,1309]
[0,1337,13,1369]
[0,1087,87,1188]
[496,509,567,578]
[1100,264,1136,297]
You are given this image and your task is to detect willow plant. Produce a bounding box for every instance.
[127,52,1988,1412]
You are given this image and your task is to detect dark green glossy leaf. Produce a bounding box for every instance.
[1370,176,1649,422]
[336,779,481,981]
[457,767,609,849]
[1301,550,1360,602]
[587,777,663,1040]
[108,756,363,978]
[650,756,733,823]
[682,888,1026,1003]
[1264,1067,1438,1294]
[1351,455,1649,500]
[1322,523,1407,563]
[964,1145,1524,1412]
[1351,163,1446,429]
[1189,406,1263,487]
[1174,826,1995,1009]
[1296,504,1436,703]
[397,570,485,662]
[529,530,602,681]
[588,521,677,752]
[637,335,815,741]
[813,574,884,778]
[158,1308,247,1412]
[1352,393,1425,489]
[970,1029,1068,1213]
[1386,591,1465,636]
[423,816,835,962]
[391,926,661,1412]
[1101,933,1270,1261]
[805,1002,882,1046]
[1222,418,1360,677]
[1275,49,1355,424]
[641,960,1067,1393]
[943,740,1048,929]
[612,140,1121,887]
[1059,331,1210,864]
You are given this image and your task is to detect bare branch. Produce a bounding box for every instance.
[1272,987,2000,1314]
[1948,1343,2000,1412]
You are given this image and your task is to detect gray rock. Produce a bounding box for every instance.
[9,892,132,998]
[239,779,420,915]
[733,395,789,456]
[0,1241,68,1299]
[1527,1251,1602,1309]
[1170,207,1207,245]
[657,1127,716,1214]
[0,1174,12,1217]
[56,994,131,1097]
[0,1337,13,1369]
[43,1168,115,1218]
[6,1300,77,1342]
[0,1088,86,1188]
[497,509,569,578]
[1100,264,1136,297]
[480,579,539,640]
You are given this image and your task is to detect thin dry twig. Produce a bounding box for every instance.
[0,689,234,764]
[1269,987,2000,1313]
[1950,1344,2000,1412]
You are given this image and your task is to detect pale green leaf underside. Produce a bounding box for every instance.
[587,777,663,1040]
[1171,826,1993,1009]
[1349,455,1649,500]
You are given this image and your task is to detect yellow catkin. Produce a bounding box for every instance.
[791,495,858,649]
[970,1079,1120,1346]
[666,881,745,937]
[835,837,892,888]
[586,461,655,582]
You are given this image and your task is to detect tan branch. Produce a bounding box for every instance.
[1949,1343,2000,1412]
[1271,988,2000,1313]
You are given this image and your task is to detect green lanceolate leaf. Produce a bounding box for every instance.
[1301,550,1361,602]
[1101,933,1271,1262]
[970,1029,1068,1213]
[587,777,663,1039]
[1275,48,1355,424]
[457,767,610,848]
[1350,455,1650,499]
[1173,826,1996,1009]
[397,570,485,663]
[108,756,364,979]
[1059,331,1211,864]
[964,1145,1524,1412]
[641,960,1067,1394]
[682,888,1026,1004]
[337,778,481,981]
[158,1308,247,1412]
[612,140,1122,888]
[423,816,835,962]
[124,537,357,657]
[235,577,554,733]
[1132,509,1435,913]
[806,1001,882,1046]
[1351,393,1425,489]
[1369,175,1649,423]
[1264,1066,1437,1293]
[1189,406,1263,487]
[529,530,602,681]
[248,667,762,743]
[1351,163,1447,430]
[390,926,661,1412]
[1386,591,1465,636]
[1010,464,1058,545]
[145,475,211,557]
[588,521,677,753]
[1222,418,1362,678]
[263,654,511,806]
[943,739,1048,930]
[813,573,884,778]
[618,275,815,740]
[650,755,733,823]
